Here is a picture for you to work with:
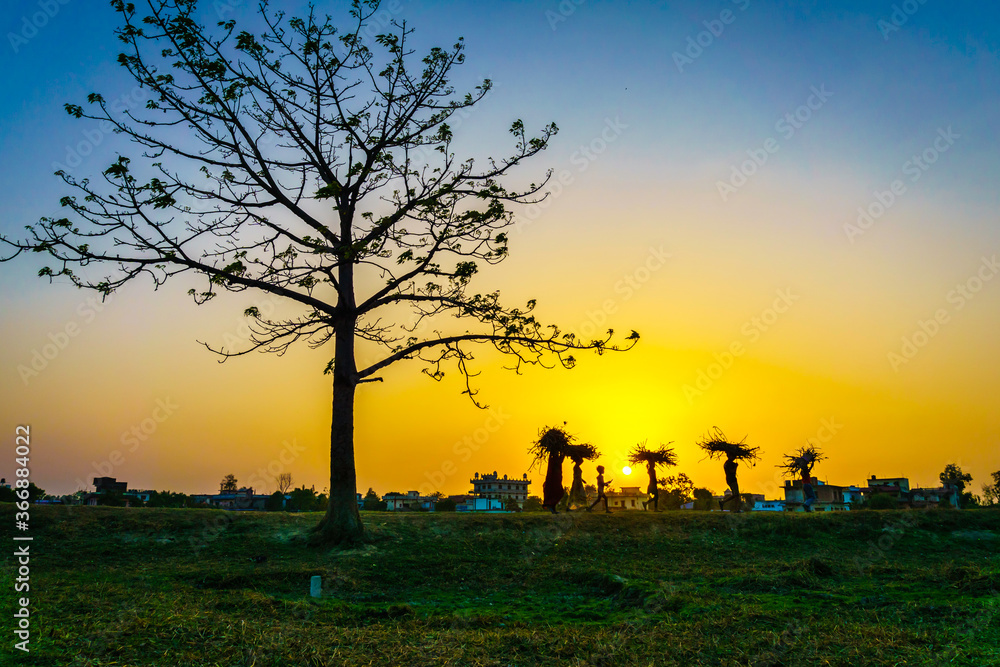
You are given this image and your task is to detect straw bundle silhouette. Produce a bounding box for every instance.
[778,444,825,477]
[528,426,576,470]
[564,442,599,462]
[696,427,760,465]
[628,441,678,468]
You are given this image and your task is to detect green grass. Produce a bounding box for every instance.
[3,505,999,666]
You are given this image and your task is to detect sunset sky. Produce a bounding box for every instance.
[1,0,999,500]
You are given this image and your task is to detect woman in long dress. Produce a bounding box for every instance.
[542,449,566,513]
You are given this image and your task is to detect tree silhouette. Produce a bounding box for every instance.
[220,474,238,493]
[939,463,972,493]
[276,472,293,495]
[0,1,637,544]
[660,472,694,510]
[940,463,975,508]
[982,471,1000,506]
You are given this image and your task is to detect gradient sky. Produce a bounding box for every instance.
[1,0,999,500]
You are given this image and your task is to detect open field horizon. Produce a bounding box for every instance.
[3,504,998,666]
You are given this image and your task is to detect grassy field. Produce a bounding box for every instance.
[2,505,999,666]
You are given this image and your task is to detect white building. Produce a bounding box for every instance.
[383,490,435,511]
[607,486,645,510]
[470,471,529,502]
[457,497,505,512]
[751,499,786,512]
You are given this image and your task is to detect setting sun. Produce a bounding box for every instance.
[622,466,632,476]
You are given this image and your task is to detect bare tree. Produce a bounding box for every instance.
[275,472,292,495]
[0,0,637,544]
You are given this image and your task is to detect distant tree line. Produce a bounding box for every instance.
[5,463,997,511]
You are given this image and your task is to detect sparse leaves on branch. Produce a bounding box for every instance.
[0,0,638,543]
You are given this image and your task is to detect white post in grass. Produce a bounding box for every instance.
[310,575,322,598]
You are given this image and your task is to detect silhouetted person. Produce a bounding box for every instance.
[642,460,659,511]
[802,471,816,512]
[542,450,566,514]
[719,454,742,512]
[568,456,588,510]
[588,465,613,513]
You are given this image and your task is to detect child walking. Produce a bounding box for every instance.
[588,465,613,513]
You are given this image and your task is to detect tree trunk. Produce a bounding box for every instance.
[311,309,364,545]
[311,379,363,545]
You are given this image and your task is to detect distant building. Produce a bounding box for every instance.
[843,486,864,506]
[784,479,852,511]
[861,475,959,509]
[460,497,506,511]
[607,486,645,510]
[751,499,786,512]
[125,489,153,503]
[866,476,910,495]
[383,491,435,511]
[470,471,529,503]
[93,477,128,493]
[191,487,270,510]
[84,477,134,506]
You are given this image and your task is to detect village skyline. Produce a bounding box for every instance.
[2,0,999,511]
